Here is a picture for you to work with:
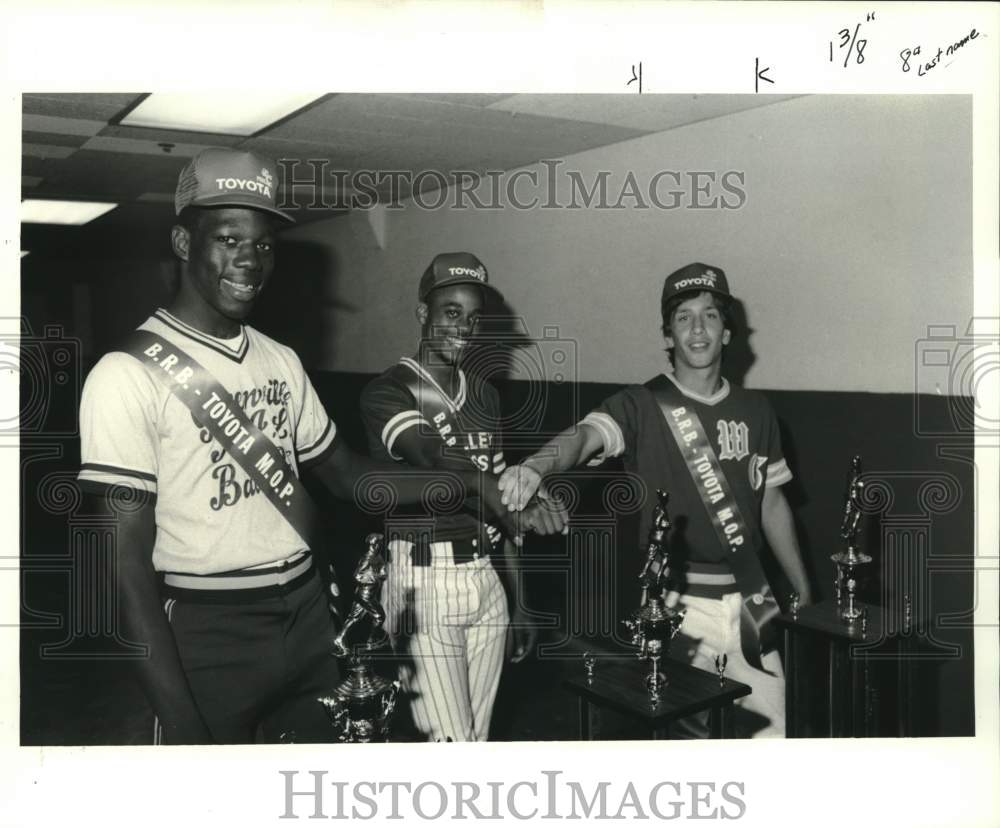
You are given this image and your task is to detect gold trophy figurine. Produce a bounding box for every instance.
[831,456,872,621]
[319,533,401,743]
[623,489,685,707]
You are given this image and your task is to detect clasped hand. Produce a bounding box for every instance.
[496,464,569,544]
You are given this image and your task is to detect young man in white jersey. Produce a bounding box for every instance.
[498,263,811,737]
[78,150,542,744]
[360,252,566,741]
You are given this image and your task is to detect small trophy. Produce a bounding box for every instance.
[623,490,685,707]
[831,456,872,621]
[790,592,801,619]
[714,654,728,687]
[319,534,401,743]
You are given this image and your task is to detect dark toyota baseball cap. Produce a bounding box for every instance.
[175,147,293,222]
[661,262,731,304]
[418,252,504,302]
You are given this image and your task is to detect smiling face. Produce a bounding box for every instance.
[664,291,731,372]
[417,283,484,366]
[170,207,275,337]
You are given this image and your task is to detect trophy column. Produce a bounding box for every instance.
[318,533,401,743]
[622,489,686,708]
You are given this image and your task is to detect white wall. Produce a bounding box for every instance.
[284,95,972,393]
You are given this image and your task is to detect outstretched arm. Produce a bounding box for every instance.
[498,422,606,512]
[761,485,811,604]
[308,439,529,542]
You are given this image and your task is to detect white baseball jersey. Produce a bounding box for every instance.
[78,309,338,574]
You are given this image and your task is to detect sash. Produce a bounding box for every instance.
[117,329,324,555]
[399,363,501,551]
[646,375,779,670]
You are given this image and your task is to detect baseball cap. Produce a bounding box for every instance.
[418,252,504,302]
[175,147,293,222]
[661,262,731,303]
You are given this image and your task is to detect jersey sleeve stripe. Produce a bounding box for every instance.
[80,462,156,483]
[298,418,336,460]
[580,412,625,465]
[78,477,157,501]
[383,410,429,458]
[299,431,340,470]
[765,458,793,487]
[494,461,507,474]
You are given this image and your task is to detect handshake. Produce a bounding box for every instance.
[487,460,567,546]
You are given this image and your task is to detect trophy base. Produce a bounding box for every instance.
[831,551,873,566]
[645,671,667,691]
[317,659,400,743]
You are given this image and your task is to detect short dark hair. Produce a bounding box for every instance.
[175,206,206,234]
[660,290,737,360]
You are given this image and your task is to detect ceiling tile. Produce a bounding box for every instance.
[22,113,106,137]
[22,130,88,148]
[136,192,175,203]
[488,94,804,132]
[393,93,516,108]
[100,124,245,147]
[81,135,214,157]
[23,93,144,121]
[23,143,76,160]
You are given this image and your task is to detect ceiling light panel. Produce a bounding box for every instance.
[21,199,118,225]
[121,93,321,136]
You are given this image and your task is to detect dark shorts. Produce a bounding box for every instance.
[164,571,340,744]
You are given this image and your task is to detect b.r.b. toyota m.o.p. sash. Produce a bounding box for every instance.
[117,329,323,555]
[646,375,779,671]
[397,359,503,554]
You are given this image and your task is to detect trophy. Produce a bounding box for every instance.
[831,456,872,621]
[623,490,685,707]
[714,654,728,687]
[319,533,401,742]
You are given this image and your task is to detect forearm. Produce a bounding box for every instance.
[499,539,522,601]
[761,489,810,598]
[522,424,603,479]
[313,446,509,525]
[117,555,211,743]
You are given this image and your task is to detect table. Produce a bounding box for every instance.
[774,599,915,737]
[562,656,751,740]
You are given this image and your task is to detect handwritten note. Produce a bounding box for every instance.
[899,27,981,75]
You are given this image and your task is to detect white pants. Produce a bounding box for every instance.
[383,542,509,742]
[671,591,786,738]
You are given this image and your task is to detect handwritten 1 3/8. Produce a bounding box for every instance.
[830,13,874,68]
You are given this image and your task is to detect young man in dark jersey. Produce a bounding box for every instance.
[360,252,566,741]
[498,262,810,737]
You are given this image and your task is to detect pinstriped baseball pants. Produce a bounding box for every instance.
[384,541,509,742]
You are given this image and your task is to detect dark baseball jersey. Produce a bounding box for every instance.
[582,372,791,569]
[360,357,506,544]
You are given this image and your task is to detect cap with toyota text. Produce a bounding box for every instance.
[661,262,731,303]
[175,147,293,222]
[418,252,504,302]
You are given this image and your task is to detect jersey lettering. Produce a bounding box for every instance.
[717,419,749,462]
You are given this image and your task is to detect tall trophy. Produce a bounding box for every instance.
[318,533,401,742]
[831,456,872,621]
[623,489,685,706]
